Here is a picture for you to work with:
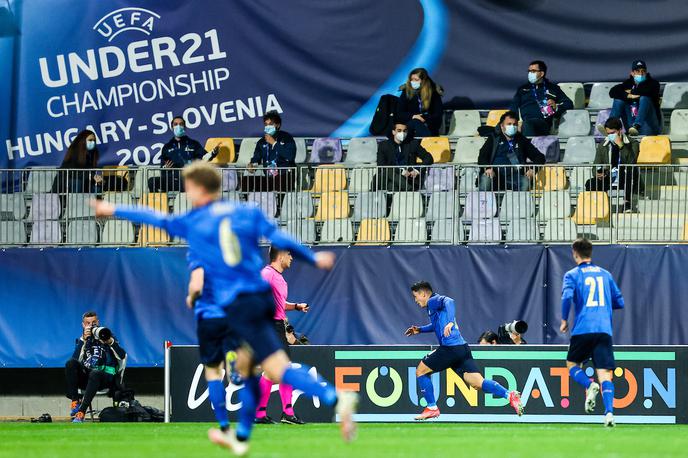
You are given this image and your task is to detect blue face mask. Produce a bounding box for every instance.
[504,124,518,137]
[264,125,277,136]
[607,133,618,143]
[173,125,185,137]
[528,72,539,84]
[633,74,646,84]
[410,80,421,90]
[86,140,96,151]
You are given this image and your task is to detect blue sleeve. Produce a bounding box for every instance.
[419,323,433,333]
[443,298,457,322]
[251,141,262,164]
[561,271,576,320]
[255,208,317,264]
[186,250,202,271]
[509,90,520,113]
[276,137,296,162]
[72,338,83,360]
[609,277,625,310]
[192,140,206,159]
[114,205,188,238]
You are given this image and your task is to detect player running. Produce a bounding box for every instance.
[405,281,523,420]
[561,238,624,427]
[93,162,357,456]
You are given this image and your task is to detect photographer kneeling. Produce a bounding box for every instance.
[65,311,126,423]
[496,320,529,345]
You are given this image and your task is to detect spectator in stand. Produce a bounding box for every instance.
[51,130,102,194]
[478,331,498,345]
[397,68,443,137]
[376,120,434,192]
[244,111,297,192]
[586,117,642,213]
[478,111,545,191]
[510,60,573,136]
[148,116,218,192]
[605,60,661,136]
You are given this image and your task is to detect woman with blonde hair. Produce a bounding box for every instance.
[397,67,444,137]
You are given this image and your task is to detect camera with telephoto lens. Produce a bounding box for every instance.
[497,320,528,344]
[91,325,112,342]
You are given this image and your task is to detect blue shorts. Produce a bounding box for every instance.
[225,290,284,364]
[422,344,479,375]
[196,317,240,365]
[567,333,616,370]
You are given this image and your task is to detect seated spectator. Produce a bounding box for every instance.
[376,120,434,191]
[605,60,661,136]
[510,60,573,136]
[65,311,126,423]
[148,116,217,192]
[51,130,102,194]
[478,111,545,191]
[243,111,296,193]
[396,68,443,137]
[586,117,643,212]
[478,331,498,345]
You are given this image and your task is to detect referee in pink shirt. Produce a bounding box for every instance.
[255,247,309,425]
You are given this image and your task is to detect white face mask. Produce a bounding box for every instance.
[395,131,407,142]
[528,72,539,84]
[410,80,421,90]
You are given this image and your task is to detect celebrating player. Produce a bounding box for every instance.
[560,238,625,427]
[92,162,357,456]
[405,281,523,420]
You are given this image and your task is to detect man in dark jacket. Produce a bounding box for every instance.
[376,121,434,191]
[244,111,297,192]
[510,60,573,137]
[478,111,546,191]
[606,60,661,136]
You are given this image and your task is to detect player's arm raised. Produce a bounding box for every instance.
[91,200,187,238]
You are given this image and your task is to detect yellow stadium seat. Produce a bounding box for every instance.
[573,191,610,225]
[486,109,508,127]
[139,193,169,246]
[356,218,391,245]
[204,138,236,164]
[311,166,347,193]
[313,191,349,221]
[638,136,671,164]
[535,166,569,191]
[420,137,451,163]
[683,222,688,242]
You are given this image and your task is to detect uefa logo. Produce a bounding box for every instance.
[93,7,161,42]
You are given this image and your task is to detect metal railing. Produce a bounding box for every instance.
[0,164,686,247]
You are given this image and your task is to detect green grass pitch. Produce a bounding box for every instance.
[1,422,686,458]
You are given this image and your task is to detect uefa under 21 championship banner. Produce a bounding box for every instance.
[168,345,687,424]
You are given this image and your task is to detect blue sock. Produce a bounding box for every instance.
[569,366,592,390]
[602,381,614,414]
[417,375,436,408]
[236,375,260,441]
[282,366,337,406]
[481,379,509,399]
[207,380,229,431]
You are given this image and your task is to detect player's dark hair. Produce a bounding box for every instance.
[263,110,282,126]
[269,246,288,262]
[604,117,623,131]
[82,311,97,321]
[530,60,547,75]
[500,110,519,124]
[478,330,498,344]
[170,116,185,128]
[182,161,222,195]
[572,237,593,259]
[410,281,433,294]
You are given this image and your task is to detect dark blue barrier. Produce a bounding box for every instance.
[1,245,687,368]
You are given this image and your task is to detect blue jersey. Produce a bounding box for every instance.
[115,201,316,320]
[561,261,624,336]
[419,294,466,346]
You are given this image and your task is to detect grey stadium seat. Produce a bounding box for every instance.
[247,192,277,218]
[352,191,386,222]
[279,192,314,222]
[431,219,465,244]
[660,82,688,109]
[394,218,428,243]
[557,110,591,138]
[345,138,378,164]
[348,167,376,192]
[172,193,192,214]
[286,219,316,243]
[236,138,260,166]
[587,82,618,109]
[101,220,135,245]
[539,191,572,220]
[67,220,98,244]
[562,136,596,164]
[66,194,95,219]
[426,192,457,221]
[469,218,502,243]
[320,219,354,243]
[499,191,534,220]
[30,220,62,244]
[25,169,58,194]
[389,192,423,221]
[0,193,26,220]
[28,193,61,221]
[452,137,485,164]
[0,221,27,244]
[463,191,497,221]
[543,219,578,242]
[558,83,585,109]
[447,110,481,137]
[669,109,688,141]
[506,220,539,242]
[102,192,133,207]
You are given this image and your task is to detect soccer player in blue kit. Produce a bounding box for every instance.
[93,162,357,455]
[561,238,624,427]
[405,281,523,420]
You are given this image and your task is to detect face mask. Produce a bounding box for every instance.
[633,74,646,84]
[86,140,96,151]
[264,125,277,136]
[173,125,185,137]
[528,72,539,84]
[504,124,518,137]
[410,80,421,90]
[394,131,407,142]
[607,133,618,143]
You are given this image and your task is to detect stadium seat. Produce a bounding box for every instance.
[486,109,508,127]
[28,193,61,221]
[313,191,349,221]
[558,83,585,109]
[311,166,347,193]
[101,220,135,245]
[539,191,572,220]
[426,192,457,221]
[0,193,25,220]
[447,110,481,137]
[593,109,614,140]
[423,166,455,192]
[352,191,386,222]
[345,137,378,164]
[431,219,465,243]
[389,192,423,221]
[348,167,376,192]
[204,138,235,164]
[469,218,501,243]
[660,82,688,109]
[452,137,486,164]
[569,166,594,193]
[25,169,58,194]
[531,136,561,163]
[420,137,451,163]
[309,138,343,164]
[319,219,354,243]
[587,82,617,109]
[248,192,277,218]
[102,166,130,192]
[562,136,596,164]
[499,191,535,220]
[30,221,62,244]
[222,191,241,202]
[294,138,308,163]
[535,166,569,191]
[138,193,170,246]
[102,192,133,207]
[543,219,578,242]
[132,166,160,198]
[286,219,317,243]
[221,168,239,191]
[394,218,428,243]
[66,220,98,244]
[557,110,591,138]
[172,193,191,214]
[463,191,497,221]
[506,220,539,242]
[65,194,95,219]
[669,109,688,141]
[572,191,610,225]
[458,167,480,193]
[279,192,313,222]
[236,138,260,166]
[638,136,671,164]
[355,218,391,245]
[0,221,26,244]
